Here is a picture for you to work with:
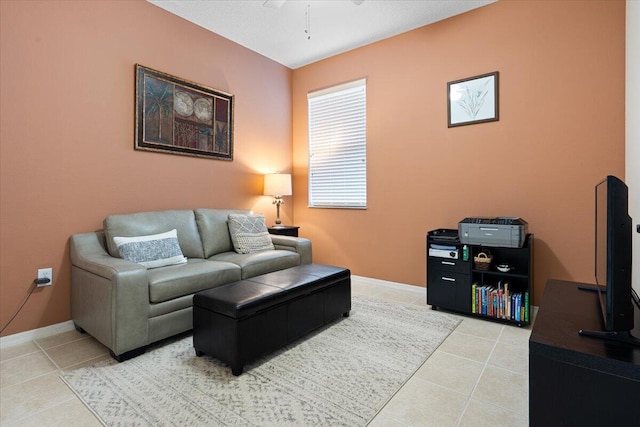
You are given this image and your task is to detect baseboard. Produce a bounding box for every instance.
[351,275,426,295]
[0,320,75,349]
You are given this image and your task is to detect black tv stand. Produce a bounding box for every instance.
[530,279,640,426]
[576,284,640,347]
[578,328,640,348]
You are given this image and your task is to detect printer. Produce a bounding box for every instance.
[458,217,528,248]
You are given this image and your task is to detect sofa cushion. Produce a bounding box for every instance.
[227,213,275,254]
[195,209,249,258]
[114,229,187,269]
[104,210,205,259]
[209,250,300,279]
[147,259,241,304]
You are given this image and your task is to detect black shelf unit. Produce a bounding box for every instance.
[426,229,533,326]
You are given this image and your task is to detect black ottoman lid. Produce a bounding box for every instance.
[247,264,349,294]
[193,264,350,319]
[194,281,283,318]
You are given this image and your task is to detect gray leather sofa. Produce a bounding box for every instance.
[69,209,311,361]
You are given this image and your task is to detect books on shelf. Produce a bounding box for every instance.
[471,282,529,323]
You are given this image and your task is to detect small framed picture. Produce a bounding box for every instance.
[447,71,499,128]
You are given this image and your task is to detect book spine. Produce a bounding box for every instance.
[525,292,529,323]
[517,294,522,322]
[490,291,493,318]
[505,283,510,319]
[483,288,487,315]
[489,288,495,317]
[472,283,477,314]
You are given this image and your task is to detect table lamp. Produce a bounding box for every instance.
[264,173,292,227]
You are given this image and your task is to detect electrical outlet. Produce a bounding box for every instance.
[37,268,53,287]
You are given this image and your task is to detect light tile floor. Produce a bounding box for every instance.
[0,278,535,426]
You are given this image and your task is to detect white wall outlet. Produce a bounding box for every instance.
[37,268,53,287]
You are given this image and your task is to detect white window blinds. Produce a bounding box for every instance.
[308,78,367,209]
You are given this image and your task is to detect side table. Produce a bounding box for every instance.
[268,226,299,237]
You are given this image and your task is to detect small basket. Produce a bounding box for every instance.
[474,250,493,270]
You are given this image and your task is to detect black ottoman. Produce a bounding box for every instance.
[193,263,351,375]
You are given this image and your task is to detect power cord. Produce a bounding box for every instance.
[0,281,37,334]
[632,288,640,310]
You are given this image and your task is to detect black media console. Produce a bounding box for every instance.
[529,279,640,426]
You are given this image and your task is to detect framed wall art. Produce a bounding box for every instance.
[135,64,234,160]
[447,71,499,128]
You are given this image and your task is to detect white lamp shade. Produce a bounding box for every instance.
[264,173,292,196]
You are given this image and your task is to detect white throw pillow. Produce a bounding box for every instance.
[227,213,275,254]
[113,229,187,269]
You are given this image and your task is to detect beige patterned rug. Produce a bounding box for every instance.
[62,296,460,426]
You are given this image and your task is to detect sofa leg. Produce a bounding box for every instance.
[231,365,243,376]
[73,322,86,334]
[110,347,146,362]
[343,311,350,318]
[195,349,204,357]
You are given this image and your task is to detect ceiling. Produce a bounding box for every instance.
[147,0,495,69]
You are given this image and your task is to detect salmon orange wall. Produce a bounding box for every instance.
[0,1,293,336]
[291,0,626,305]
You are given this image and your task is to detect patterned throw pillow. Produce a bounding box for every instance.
[227,213,275,254]
[113,229,187,269]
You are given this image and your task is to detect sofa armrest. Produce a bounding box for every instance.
[70,231,148,278]
[70,232,150,356]
[270,235,312,265]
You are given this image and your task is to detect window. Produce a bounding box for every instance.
[308,79,367,208]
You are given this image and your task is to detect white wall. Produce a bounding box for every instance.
[628,0,640,291]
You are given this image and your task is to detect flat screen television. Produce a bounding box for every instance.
[579,175,639,347]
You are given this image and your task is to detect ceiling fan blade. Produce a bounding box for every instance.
[263,0,286,8]
[351,0,365,4]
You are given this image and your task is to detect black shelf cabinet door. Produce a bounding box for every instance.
[427,269,456,308]
[427,269,471,312]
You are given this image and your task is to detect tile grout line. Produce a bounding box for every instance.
[37,334,91,352]
[4,394,79,427]
[0,348,42,363]
[33,339,63,371]
[365,305,464,426]
[438,344,529,376]
[0,342,60,391]
[3,339,110,425]
[0,369,58,391]
[454,325,504,427]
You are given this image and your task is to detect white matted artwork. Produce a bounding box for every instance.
[448,71,499,127]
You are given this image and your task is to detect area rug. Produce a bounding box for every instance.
[61,296,460,426]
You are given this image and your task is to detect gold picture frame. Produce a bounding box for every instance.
[135,64,234,160]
